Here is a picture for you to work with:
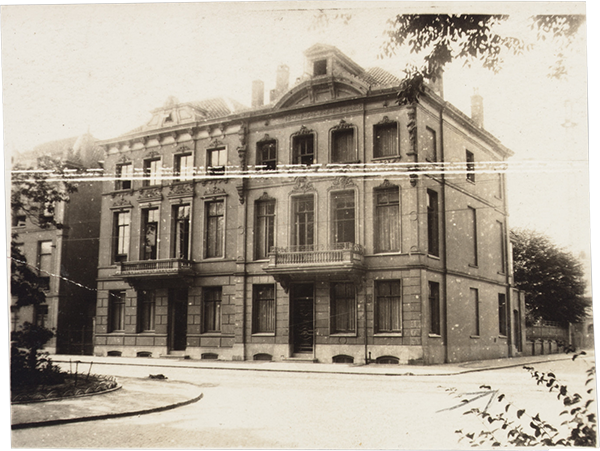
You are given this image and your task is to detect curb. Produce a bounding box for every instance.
[11,391,203,430]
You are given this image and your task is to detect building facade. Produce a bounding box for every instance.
[94,44,525,364]
[11,133,103,355]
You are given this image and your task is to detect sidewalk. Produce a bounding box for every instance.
[52,351,580,376]
[12,352,584,430]
[12,377,203,430]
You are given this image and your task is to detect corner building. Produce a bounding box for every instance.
[95,44,525,364]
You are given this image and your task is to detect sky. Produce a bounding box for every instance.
[1,1,595,292]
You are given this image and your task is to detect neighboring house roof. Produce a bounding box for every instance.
[361,67,402,88]
[14,132,101,168]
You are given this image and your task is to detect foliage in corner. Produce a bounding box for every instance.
[10,155,79,391]
[511,228,589,325]
[379,14,584,105]
[451,354,596,447]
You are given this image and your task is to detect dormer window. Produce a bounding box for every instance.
[313,59,327,76]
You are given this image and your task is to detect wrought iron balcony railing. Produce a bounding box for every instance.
[115,258,194,278]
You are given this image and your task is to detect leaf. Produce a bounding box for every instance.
[498,394,505,402]
[517,409,525,419]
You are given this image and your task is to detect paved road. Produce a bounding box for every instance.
[12,355,595,449]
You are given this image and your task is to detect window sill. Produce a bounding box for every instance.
[138,331,156,335]
[497,271,506,276]
[330,333,357,337]
[429,333,442,338]
[427,254,441,260]
[201,332,223,337]
[372,155,401,161]
[498,335,508,340]
[374,333,403,337]
[470,335,480,339]
[251,333,275,337]
[468,263,479,268]
[108,331,125,334]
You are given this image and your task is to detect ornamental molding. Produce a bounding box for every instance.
[293,125,314,137]
[330,176,356,190]
[331,119,354,131]
[168,182,194,198]
[375,179,398,190]
[257,133,275,143]
[117,155,132,164]
[207,138,225,149]
[406,105,417,156]
[257,191,276,202]
[202,186,227,198]
[138,187,163,202]
[238,122,248,147]
[291,176,315,193]
[200,178,229,187]
[110,193,133,209]
[376,115,394,125]
[174,145,192,154]
[145,149,161,159]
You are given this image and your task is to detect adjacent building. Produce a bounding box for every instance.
[11,133,103,355]
[94,44,525,364]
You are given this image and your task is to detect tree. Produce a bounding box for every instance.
[10,155,78,387]
[510,228,588,325]
[379,14,585,104]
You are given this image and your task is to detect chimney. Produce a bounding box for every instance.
[471,89,484,128]
[252,80,264,108]
[429,69,444,99]
[275,64,289,94]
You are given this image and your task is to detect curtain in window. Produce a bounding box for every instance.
[206,202,224,258]
[332,129,354,163]
[375,189,399,252]
[376,281,402,332]
[203,287,222,332]
[374,123,398,158]
[331,283,355,333]
[253,285,275,333]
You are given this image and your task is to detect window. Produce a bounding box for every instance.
[38,241,53,290]
[174,154,194,181]
[376,280,402,333]
[374,188,399,253]
[115,163,133,190]
[293,135,315,166]
[292,195,314,250]
[114,211,131,263]
[203,287,222,333]
[314,59,327,76]
[253,284,275,333]
[498,221,506,273]
[205,201,224,258]
[497,173,504,198]
[12,210,26,227]
[331,128,355,163]
[108,290,126,332]
[466,150,475,182]
[255,199,275,260]
[429,281,441,335]
[173,205,190,259]
[468,207,478,266]
[498,293,507,336]
[11,305,19,332]
[424,127,437,162]
[207,147,226,175]
[143,159,161,186]
[470,288,480,336]
[427,190,439,257]
[374,122,398,158]
[141,208,159,260]
[137,289,156,332]
[331,282,356,333]
[257,139,277,171]
[332,191,355,246]
[35,304,49,328]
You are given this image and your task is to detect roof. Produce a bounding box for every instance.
[361,67,402,88]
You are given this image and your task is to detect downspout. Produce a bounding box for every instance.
[362,99,369,365]
[237,122,249,361]
[439,102,449,364]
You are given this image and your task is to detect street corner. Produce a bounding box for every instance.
[11,376,203,430]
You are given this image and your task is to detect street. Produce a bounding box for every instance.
[12,355,596,449]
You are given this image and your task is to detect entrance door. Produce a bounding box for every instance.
[168,288,188,352]
[291,284,314,354]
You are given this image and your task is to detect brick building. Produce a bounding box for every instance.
[94,44,525,364]
[11,133,103,355]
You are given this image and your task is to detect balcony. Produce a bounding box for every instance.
[264,243,365,289]
[115,258,194,283]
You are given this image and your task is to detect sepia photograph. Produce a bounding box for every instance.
[4,1,596,448]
